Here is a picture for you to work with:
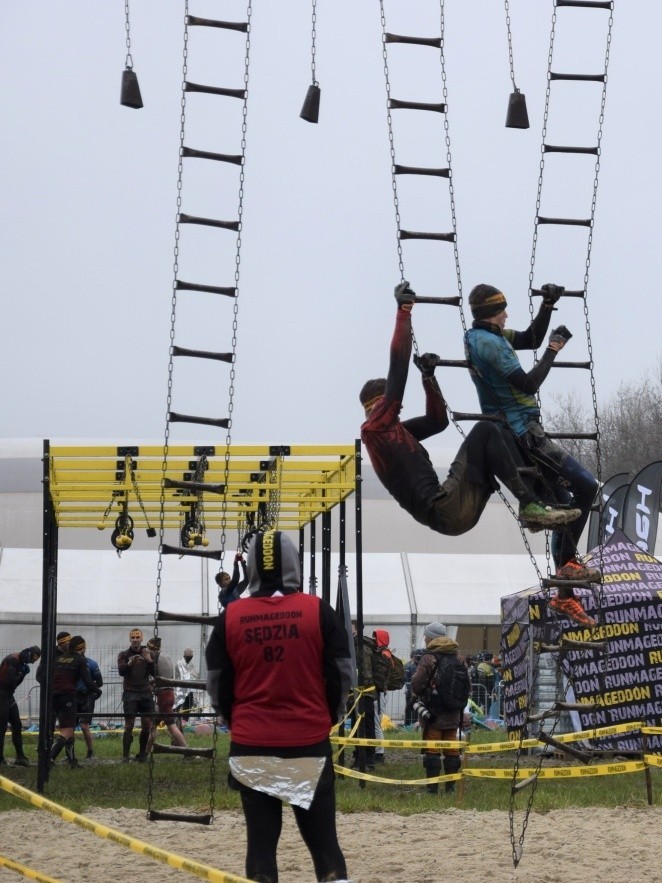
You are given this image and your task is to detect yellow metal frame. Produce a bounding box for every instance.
[47,443,357,532]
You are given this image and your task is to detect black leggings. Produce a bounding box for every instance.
[237,757,347,883]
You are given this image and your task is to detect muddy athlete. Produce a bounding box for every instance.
[206,530,353,883]
[0,646,40,766]
[360,282,579,539]
[117,628,155,762]
[464,282,600,625]
[46,636,99,768]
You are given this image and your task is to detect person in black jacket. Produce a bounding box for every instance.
[0,646,40,766]
[117,628,155,763]
[45,636,99,768]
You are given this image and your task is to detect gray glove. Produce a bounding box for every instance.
[394,281,416,307]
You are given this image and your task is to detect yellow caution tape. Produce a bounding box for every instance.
[551,721,643,743]
[644,754,662,767]
[331,736,465,750]
[641,727,662,735]
[465,739,540,754]
[0,775,251,883]
[334,764,462,786]
[0,854,61,883]
[464,760,645,779]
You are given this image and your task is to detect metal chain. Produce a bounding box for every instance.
[218,3,252,602]
[124,0,134,70]
[129,457,153,532]
[379,0,405,287]
[149,0,191,820]
[310,0,318,87]
[504,0,518,92]
[439,0,465,335]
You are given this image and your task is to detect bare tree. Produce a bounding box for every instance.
[544,361,662,480]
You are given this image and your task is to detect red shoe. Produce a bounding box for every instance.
[549,595,596,627]
[555,558,601,583]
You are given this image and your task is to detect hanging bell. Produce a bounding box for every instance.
[120,68,143,109]
[300,84,321,124]
[505,90,529,129]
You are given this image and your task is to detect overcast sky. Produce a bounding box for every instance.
[1,2,657,455]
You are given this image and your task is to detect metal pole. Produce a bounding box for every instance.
[308,518,317,595]
[38,439,58,793]
[322,509,331,604]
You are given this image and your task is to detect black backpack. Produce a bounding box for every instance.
[425,653,470,714]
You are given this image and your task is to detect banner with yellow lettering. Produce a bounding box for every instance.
[500,529,662,752]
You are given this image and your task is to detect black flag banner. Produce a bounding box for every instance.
[622,461,662,555]
[501,529,662,752]
[586,472,629,552]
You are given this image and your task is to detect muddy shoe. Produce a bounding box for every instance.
[14,757,29,767]
[556,557,601,583]
[549,595,596,627]
[519,501,581,528]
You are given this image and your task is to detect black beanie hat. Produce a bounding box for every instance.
[246,530,301,595]
[68,635,86,653]
[468,284,508,321]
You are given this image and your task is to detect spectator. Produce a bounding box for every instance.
[206,529,353,883]
[351,622,378,771]
[75,651,103,761]
[404,649,424,727]
[146,637,187,751]
[174,647,198,723]
[117,628,155,763]
[411,623,465,795]
[0,646,41,767]
[216,551,249,609]
[46,636,99,768]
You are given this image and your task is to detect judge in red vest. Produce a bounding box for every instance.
[206,529,353,883]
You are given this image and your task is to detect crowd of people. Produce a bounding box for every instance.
[0,630,202,768]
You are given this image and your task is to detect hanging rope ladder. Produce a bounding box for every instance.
[147,1,254,825]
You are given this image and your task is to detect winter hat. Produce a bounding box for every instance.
[56,631,71,648]
[68,636,86,653]
[424,622,447,640]
[19,646,41,664]
[146,637,161,651]
[246,530,301,595]
[468,284,507,321]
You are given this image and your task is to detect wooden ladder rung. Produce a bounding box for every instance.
[152,743,214,759]
[385,33,442,48]
[148,810,213,825]
[175,279,236,296]
[161,544,223,560]
[168,413,230,429]
[186,15,248,32]
[158,611,218,625]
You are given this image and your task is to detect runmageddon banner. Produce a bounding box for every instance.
[501,529,662,752]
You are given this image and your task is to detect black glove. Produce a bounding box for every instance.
[21,663,30,675]
[94,689,103,699]
[413,352,439,377]
[549,325,572,348]
[541,283,565,306]
[394,281,416,307]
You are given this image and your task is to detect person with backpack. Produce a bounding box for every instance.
[411,622,470,795]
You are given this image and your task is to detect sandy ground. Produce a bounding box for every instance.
[1,805,662,883]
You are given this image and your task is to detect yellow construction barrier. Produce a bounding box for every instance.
[0,775,251,883]
[0,854,61,883]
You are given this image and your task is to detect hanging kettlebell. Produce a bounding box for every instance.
[120,67,143,109]
[300,84,321,124]
[505,89,529,129]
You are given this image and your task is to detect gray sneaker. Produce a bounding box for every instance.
[519,502,581,528]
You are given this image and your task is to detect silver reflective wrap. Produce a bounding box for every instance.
[229,755,326,809]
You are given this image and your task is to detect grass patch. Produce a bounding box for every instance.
[1,727,660,815]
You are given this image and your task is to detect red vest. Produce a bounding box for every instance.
[225,593,332,747]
